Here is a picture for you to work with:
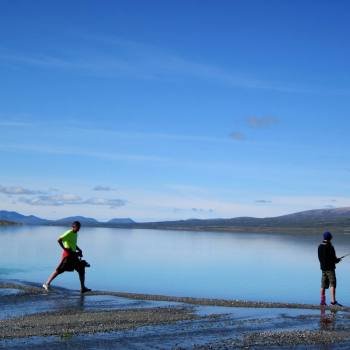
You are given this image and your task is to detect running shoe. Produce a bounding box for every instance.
[331,301,343,307]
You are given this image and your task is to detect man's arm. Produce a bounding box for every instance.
[332,246,342,264]
[58,238,71,253]
[76,245,83,257]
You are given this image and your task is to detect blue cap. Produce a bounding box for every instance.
[323,231,333,241]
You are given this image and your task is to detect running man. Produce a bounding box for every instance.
[43,221,91,293]
[318,231,342,306]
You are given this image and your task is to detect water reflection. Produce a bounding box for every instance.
[320,306,336,331]
[2,226,350,304]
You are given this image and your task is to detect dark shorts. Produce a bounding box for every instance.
[56,254,85,273]
[321,270,336,289]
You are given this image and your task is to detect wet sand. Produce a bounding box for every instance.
[2,281,350,349]
[0,307,195,339]
[0,280,338,310]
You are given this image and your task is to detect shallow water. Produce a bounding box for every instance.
[0,288,23,297]
[1,225,350,304]
[0,288,344,350]
[1,282,342,350]
[0,286,182,320]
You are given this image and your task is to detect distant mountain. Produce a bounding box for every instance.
[125,207,350,233]
[275,207,350,220]
[107,218,135,224]
[0,210,49,225]
[2,207,350,233]
[53,216,135,226]
[0,210,135,227]
[54,216,100,225]
[0,220,18,225]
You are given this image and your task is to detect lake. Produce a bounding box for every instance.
[1,225,350,305]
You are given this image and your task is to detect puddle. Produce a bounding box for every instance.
[3,311,347,350]
[195,305,322,318]
[2,280,350,349]
[82,294,182,311]
[0,281,186,320]
[0,288,23,297]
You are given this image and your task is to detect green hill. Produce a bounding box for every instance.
[0,220,18,225]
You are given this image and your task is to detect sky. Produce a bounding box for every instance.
[1,0,350,222]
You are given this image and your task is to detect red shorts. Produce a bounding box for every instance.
[56,253,83,273]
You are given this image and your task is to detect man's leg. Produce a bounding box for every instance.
[330,286,336,304]
[77,266,85,289]
[43,270,62,290]
[44,256,68,289]
[76,265,90,292]
[330,271,337,304]
[328,271,342,305]
[320,271,328,305]
[320,287,326,305]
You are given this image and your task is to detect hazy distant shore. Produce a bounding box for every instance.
[109,224,350,234]
[3,221,350,234]
[0,220,18,225]
[3,207,350,234]
[50,224,350,235]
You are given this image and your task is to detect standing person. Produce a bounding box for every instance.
[43,221,91,293]
[318,231,342,306]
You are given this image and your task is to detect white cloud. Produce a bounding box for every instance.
[229,131,245,141]
[191,208,214,213]
[5,184,350,222]
[19,194,82,206]
[1,37,345,95]
[247,116,279,129]
[0,143,170,163]
[18,193,127,208]
[80,128,228,144]
[0,121,31,127]
[0,185,43,195]
[93,185,116,191]
[84,198,126,208]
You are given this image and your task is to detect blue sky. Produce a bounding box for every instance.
[1,0,350,221]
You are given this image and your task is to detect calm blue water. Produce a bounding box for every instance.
[1,225,350,304]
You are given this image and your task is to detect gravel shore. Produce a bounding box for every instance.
[0,307,195,339]
[192,330,350,349]
[2,281,350,349]
[0,281,346,311]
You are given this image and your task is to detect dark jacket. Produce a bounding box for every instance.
[318,240,340,271]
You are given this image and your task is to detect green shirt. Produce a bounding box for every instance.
[59,229,78,251]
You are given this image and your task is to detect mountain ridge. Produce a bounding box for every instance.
[0,210,135,226]
[1,207,350,233]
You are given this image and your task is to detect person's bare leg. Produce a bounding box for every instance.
[330,286,336,304]
[77,267,90,292]
[78,268,85,289]
[46,270,62,285]
[320,287,326,305]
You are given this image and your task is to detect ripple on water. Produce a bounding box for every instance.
[0,288,23,296]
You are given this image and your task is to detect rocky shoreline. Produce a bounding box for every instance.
[1,307,195,339]
[2,281,350,349]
